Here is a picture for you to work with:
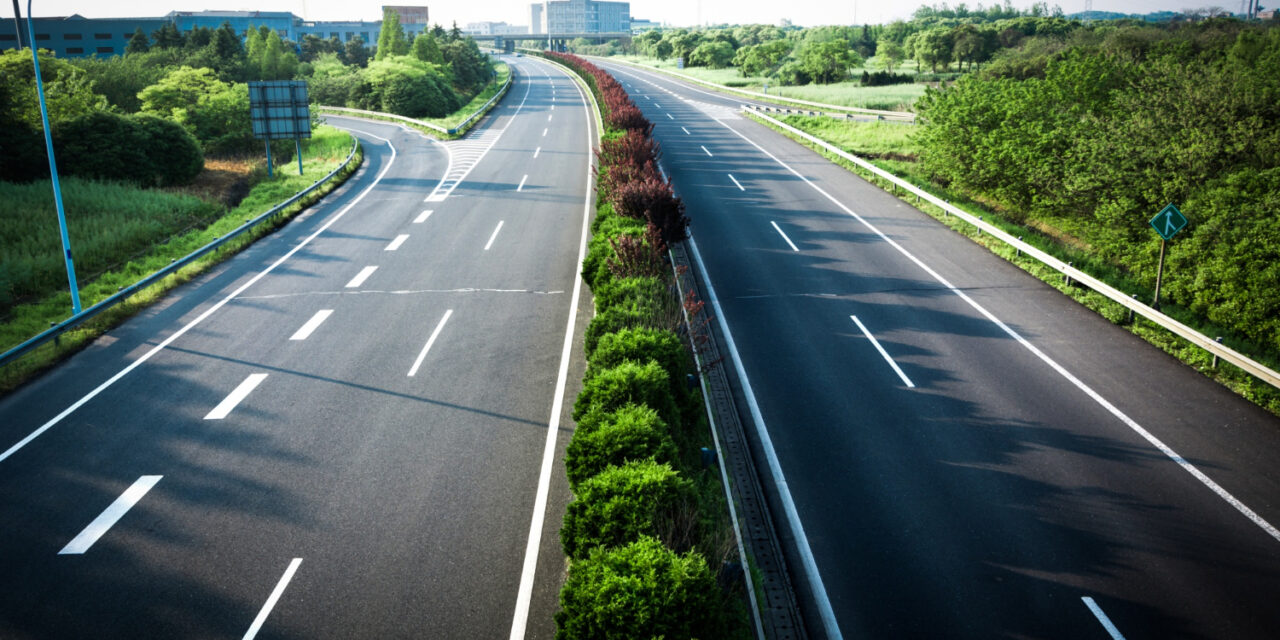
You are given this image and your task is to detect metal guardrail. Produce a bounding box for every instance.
[317,67,513,137]
[0,138,361,369]
[746,106,1280,391]
[588,55,917,122]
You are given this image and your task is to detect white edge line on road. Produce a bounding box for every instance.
[688,233,844,640]
[728,174,745,191]
[289,309,333,341]
[204,373,269,420]
[384,234,410,251]
[413,209,433,224]
[517,174,528,191]
[484,220,505,251]
[533,146,541,158]
[58,475,162,555]
[0,129,398,464]
[344,265,378,288]
[681,126,691,135]
[509,55,593,640]
[850,315,915,388]
[407,309,453,377]
[770,220,800,252]
[1082,597,1127,640]
[711,114,1280,545]
[701,145,713,157]
[242,558,303,640]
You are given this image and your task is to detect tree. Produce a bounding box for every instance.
[449,21,463,42]
[150,22,184,50]
[0,50,106,130]
[411,32,444,64]
[688,41,733,68]
[914,26,954,72]
[876,38,906,73]
[376,9,410,60]
[126,28,150,54]
[798,40,861,83]
[345,36,370,67]
[138,66,227,119]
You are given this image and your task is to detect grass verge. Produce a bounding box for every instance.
[0,125,361,393]
[752,111,1280,418]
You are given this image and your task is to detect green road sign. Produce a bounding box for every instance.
[1150,203,1188,241]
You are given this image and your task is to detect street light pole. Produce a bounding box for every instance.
[27,0,82,314]
[11,0,25,48]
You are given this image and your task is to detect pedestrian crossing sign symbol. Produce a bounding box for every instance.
[1149,203,1188,241]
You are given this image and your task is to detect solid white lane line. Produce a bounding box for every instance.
[289,309,333,341]
[728,174,745,191]
[414,209,433,224]
[59,475,162,555]
[345,266,378,288]
[533,147,541,158]
[542,128,548,136]
[0,129,399,465]
[850,316,915,388]
[242,558,302,640]
[666,113,674,119]
[204,373,268,420]
[384,234,410,251]
[484,220,505,251]
[687,233,844,640]
[701,145,713,157]
[509,59,592,640]
[517,175,529,191]
[770,221,800,252]
[408,309,453,377]
[712,112,1280,545]
[1082,597,1127,640]
[682,126,691,135]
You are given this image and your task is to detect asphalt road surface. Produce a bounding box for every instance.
[593,58,1280,640]
[0,55,591,640]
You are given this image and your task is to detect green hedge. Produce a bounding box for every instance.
[561,460,693,559]
[564,404,677,490]
[582,206,647,290]
[573,360,680,432]
[593,275,668,313]
[588,327,689,399]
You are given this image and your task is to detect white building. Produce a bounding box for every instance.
[528,0,629,34]
[465,21,528,35]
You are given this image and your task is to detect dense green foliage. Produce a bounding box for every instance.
[555,537,718,640]
[916,20,1280,352]
[561,460,693,559]
[573,361,680,432]
[56,112,203,186]
[564,404,677,489]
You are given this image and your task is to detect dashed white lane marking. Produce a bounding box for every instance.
[728,174,745,191]
[547,114,553,121]
[533,147,541,158]
[414,210,433,224]
[666,113,674,119]
[1082,597,1127,640]
[384,234,409,251]
[242,558,303,640]
[850,316,915,388]
[204,373,269,420]
[345,266,378,288]
[408,309,453,377]
[59,475,162,555]
[770,220,799,252]
[485,220,505,251]
[701,145,713,157]
[289,309,333,341]
[542,128,548,136]
[682,126,691,135]
[517,175,528,191]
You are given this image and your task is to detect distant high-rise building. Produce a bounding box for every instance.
[529,0,629,34]
[382,5,429,24]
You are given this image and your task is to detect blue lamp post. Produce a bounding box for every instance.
[27,0,82,315]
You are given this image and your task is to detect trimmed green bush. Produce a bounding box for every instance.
[588,327,687,391]
[561,460,693,559]
[555,536,717,640]
[573,361,679,432]
[583,304,661,358]
[583,208,646,290]
[565,404,676,489]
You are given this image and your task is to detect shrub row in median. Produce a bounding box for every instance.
[545,51,747,639]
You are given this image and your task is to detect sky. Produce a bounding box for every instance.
[7,1,1254,29]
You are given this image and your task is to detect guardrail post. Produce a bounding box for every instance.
[1128,294,1138,324]
[1016,236,1023,256]
[1212,337,1223,368]
[1064,263,1073,286]
[977,216,983,235]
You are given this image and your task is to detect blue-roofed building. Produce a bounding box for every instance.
[0,6,428,58]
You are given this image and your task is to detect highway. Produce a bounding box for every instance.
[0,55,590,639]
[592,59,1280,639]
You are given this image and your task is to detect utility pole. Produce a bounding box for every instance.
[11,0,25,48]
